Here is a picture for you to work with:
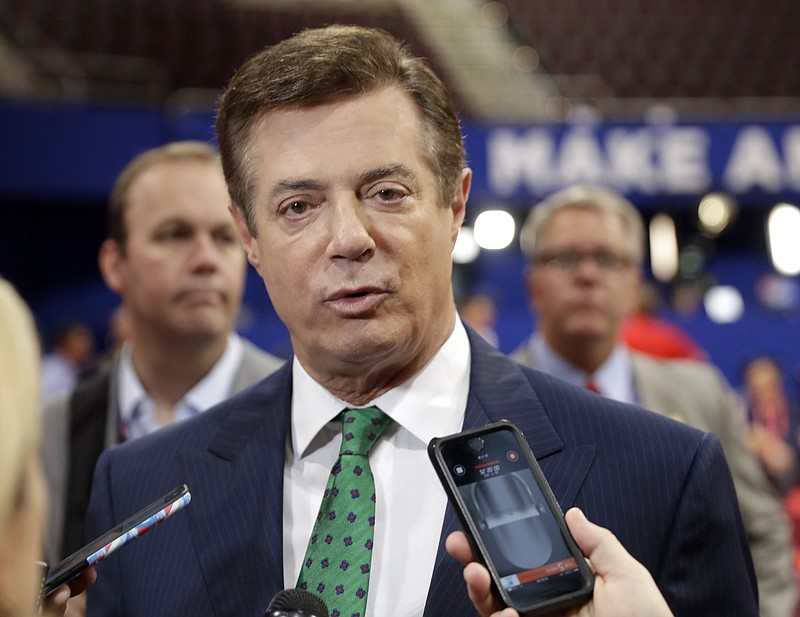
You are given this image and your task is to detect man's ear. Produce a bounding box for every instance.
[98,239,124,294]
[449,168,472,242]
[229,205,261,270]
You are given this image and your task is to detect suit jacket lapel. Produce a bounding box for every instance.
[180,362,293,616]
[424,330,595,617]
[461,329,595,505]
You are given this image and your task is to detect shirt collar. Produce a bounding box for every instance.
[117,343,147,423]
[291,319,471,458]
[530,333,637,404]
[117,333,245,425]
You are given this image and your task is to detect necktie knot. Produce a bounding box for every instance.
[340,407,392,457]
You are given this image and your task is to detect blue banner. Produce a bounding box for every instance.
[2,100,799,208]
[462,120,800,208]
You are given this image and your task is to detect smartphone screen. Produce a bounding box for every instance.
[42,484,191,597]
[430,422,592,615]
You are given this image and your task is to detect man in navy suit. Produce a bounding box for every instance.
[85,25,757,617]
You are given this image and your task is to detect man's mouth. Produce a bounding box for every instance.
[326,287,386,316]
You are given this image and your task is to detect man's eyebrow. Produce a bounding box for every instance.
[152,216,190,229]
[269,179,324,200]
[268,165,416,200]
[358,165,416,185]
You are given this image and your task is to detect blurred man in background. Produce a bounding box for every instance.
[741,355,800,578]
[40,320,96,404]
[742,356,800,492]
[513,183,796,617]
[42,141,284,570]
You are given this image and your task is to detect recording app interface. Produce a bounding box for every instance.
[442,429,588,606]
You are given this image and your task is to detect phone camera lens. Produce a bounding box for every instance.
[468,437,485,451]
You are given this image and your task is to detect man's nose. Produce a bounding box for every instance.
[188,234,223,272]
[573,254,603,279]
[326,195,376,261]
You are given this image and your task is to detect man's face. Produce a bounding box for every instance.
[100,159,246,343]
[527,206,640,351]
[234,86,469,380]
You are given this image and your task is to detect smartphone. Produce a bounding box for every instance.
[42,484,191,597]
[428,421,594,617]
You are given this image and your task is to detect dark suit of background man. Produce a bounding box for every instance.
[85,26,758,617]
[41,142,284,576]
[511,184,795,617]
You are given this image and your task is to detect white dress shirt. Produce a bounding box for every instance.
[529,334,638,404]
[117,334,245,440]
[283,319,471,616]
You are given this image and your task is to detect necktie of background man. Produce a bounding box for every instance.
[585,378,601,394]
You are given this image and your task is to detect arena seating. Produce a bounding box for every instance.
[503,0,800,100]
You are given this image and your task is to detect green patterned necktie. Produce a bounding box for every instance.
[297,407,392,617]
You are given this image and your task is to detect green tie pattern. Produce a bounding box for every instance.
[297,407,392,617]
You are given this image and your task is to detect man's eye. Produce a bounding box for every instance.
[595,252,618,267]
[159,229,189,241]
[555,253,581,267]
[371,187,407,204]
[287,201,308,215]
[215,233,238,245]
[377,189,401,200]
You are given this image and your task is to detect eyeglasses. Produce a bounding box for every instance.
[533,249,634,272]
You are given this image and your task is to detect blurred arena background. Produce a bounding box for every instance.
[1,0,799,387]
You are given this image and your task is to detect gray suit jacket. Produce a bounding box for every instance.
[512,339,796,617]
[42,338,284,564]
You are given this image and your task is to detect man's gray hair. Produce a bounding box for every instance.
[519,184,646,265]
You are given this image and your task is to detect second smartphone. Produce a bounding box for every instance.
[42,484,191,597]
[429,421,594,616]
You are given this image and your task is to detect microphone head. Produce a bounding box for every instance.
[264,588,330,617]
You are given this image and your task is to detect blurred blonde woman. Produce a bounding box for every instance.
[0,279,92,616]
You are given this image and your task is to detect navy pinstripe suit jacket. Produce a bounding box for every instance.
[85,329,757,617]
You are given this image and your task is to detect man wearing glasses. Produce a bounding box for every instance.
[512,183,796,617]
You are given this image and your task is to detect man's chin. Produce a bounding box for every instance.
[172,315,231,342]
[310,328,407,371]
[563,325,610,344]
[336,337,398,365]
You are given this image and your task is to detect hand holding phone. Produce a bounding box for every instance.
[42,484,191,598]
[429,421,594,617]
[447,508,675,617]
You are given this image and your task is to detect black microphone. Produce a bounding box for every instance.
[263,588,330,617]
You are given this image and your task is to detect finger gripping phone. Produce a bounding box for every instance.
[42,484,191,597]
[429,421,594,616]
